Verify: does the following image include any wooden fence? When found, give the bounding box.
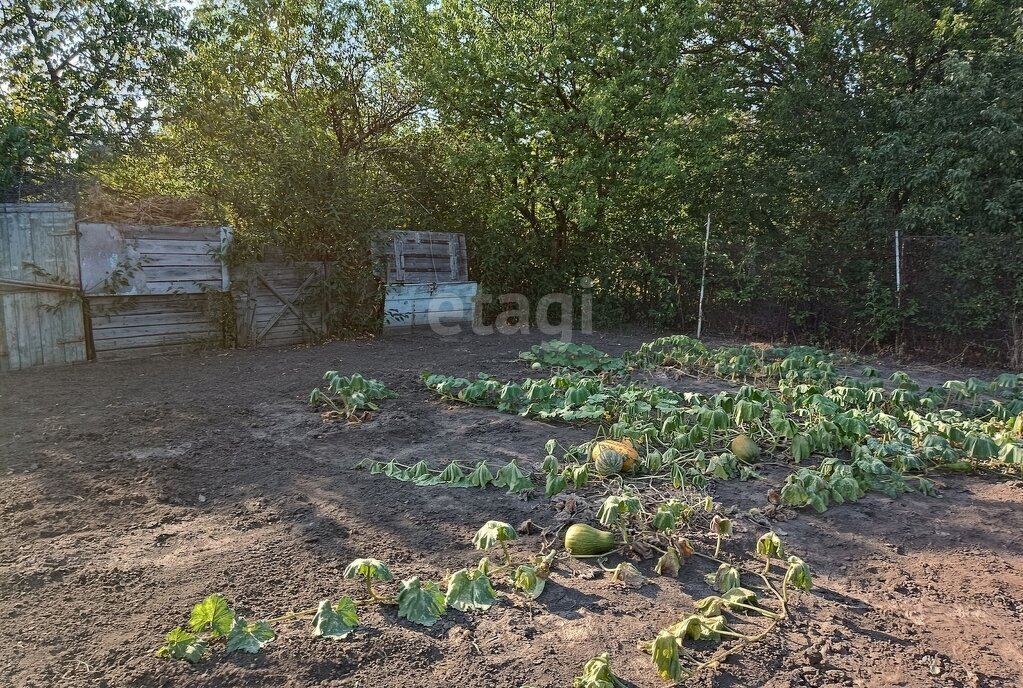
[233,262,326,347]
[78,223,230,360]
[377,230,477,331]
[0,204,87,370]
[0,208,476,369]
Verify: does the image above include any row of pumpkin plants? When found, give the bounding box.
[159,502,812,685]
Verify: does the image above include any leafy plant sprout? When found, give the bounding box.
[472,520,518,565]
[343,558,393,601]
[755,531,786,574]
[709,514,732,558]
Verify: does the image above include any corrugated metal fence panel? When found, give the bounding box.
[384,281,478,329]
[0,203,87,371]
[87,294,225,361]
[233,262,326,347]
[79,223,226,295]
[376,231,468,284]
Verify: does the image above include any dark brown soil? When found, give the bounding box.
[1,331,1021,688]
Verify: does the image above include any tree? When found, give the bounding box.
[0,0,186,199]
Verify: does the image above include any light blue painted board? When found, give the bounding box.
[384,282,478,299]
[383,281,478,329]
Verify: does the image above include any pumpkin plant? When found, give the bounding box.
[343,558,393,601]
[472,520,518,565]
[397,576,447,626]
[445,567,498,611]
[709,514,732,557]
[572,653,628,688]
[309,371,397,421]
[755,531,786,573]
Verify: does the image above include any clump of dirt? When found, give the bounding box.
[1,331,1020,687]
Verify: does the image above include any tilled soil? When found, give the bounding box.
[1,331,1021,688]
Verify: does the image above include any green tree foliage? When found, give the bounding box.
[399,0,732,325]
[0,0,186,199]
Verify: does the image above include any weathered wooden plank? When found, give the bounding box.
[401,255,456,271]
[91,310,209,329]
[384,282,478,299]
[0,205,82,369]
[384,309,474,328]
[140,265,223,282]
[88,294,209,315]
[93,330,209,350]
[143,253,221,267]
[115,225,222,242]
[94,342,199,361]
[1,203,73,213]
[143,280,223,294]
[13,211,43,368]
[0,211,18,370]
[454,234,468,281]
[92,322,214,341]
[133,239,220,255]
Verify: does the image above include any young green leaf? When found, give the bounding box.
[651,507,677,532]
[189,594,235,638]
[512,564,546,599]
[311,597,359,639]
[397,577,447,626]
[651,630,682,680]
[705,563,741,593]
[445,568,498,611]
[226,617,275,654]
[472,520,517,551]
[343,558,393,582]
[756,531,786,560]
[785,556,813,592]
[572,652,626,688]
[466,461,495,488]
[669,613,731,641]
[596,493,641,527]
[434,460,467,485]
[545,472,567,497]
[572,463,589,489]
[156,627,208,663]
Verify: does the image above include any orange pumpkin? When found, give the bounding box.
[589,438,639,473]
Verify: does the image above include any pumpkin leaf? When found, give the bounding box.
[651,630,682,680]
[445,568,498,611]
[156,627,207,663]
[513,564,546,599]
[572,652,626,688]
[472,520,517,551]
[311,597,359,639]
[226,617,275,654]
[343,558,393,582]
[188,594,235,638]
[397,577,446,626]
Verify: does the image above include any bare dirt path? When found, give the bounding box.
[1,331,1020,687]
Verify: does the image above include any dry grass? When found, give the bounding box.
[78,184,220,226]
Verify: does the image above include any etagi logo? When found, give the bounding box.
[417,278,594,341]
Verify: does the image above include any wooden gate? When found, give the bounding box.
[233,262,327,347]
[0,204,87,371]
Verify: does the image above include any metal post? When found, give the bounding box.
[894,229,901,293]
[697,213,711,339]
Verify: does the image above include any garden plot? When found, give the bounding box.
[1,331,1022,687]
